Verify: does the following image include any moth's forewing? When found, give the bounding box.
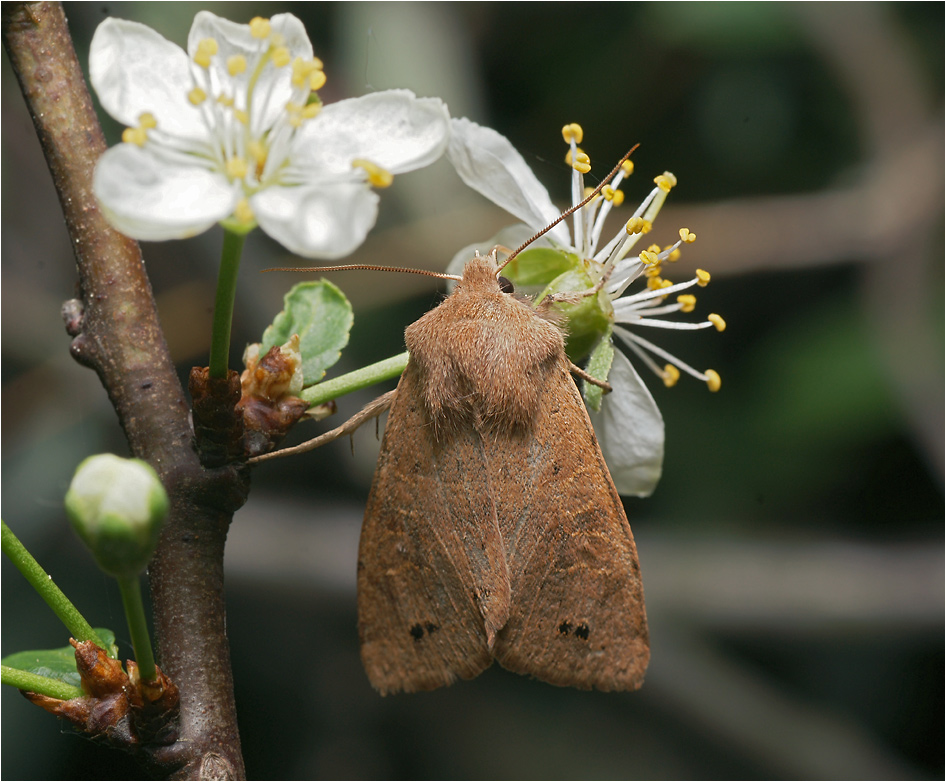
[489,357,650,691]
[357,363,511,695]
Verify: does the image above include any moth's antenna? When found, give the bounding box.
[263,263,462,282]
[499,144,639,273]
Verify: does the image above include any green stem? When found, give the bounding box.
[208,229,246,378]
[1,665,84,700]
[300,351,409,407]
[1,520,108,653]
[117,576,156,682]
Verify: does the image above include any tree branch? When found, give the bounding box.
[2,3,246,778]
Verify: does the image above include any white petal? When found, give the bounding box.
[293,90,450,176]
[89,19,205,142]
[589,349,665,497]
[93,145,237,240]
[187,12,313,133]
[253,183,379,259]
[446,117,571,246]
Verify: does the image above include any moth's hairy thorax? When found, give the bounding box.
[405,258,564,434]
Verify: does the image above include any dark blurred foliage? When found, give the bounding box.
[2,2,942,779]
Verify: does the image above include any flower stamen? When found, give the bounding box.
[353,159,393,188]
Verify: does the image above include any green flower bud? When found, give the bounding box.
[64,455,168,578]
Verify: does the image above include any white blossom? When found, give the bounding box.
[447,119,724,496]
[90,12,450,258]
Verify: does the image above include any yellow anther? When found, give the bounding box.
[645,263,663,278]
[561,123,584,144]
[249,17,271,39]
[311,56,324,71]
[227,55,247,76]
[639,250,660,266]
[138,113,157,129]
[292,57,324,89]
[704,369,721,392]
[662,364,680,388]
[677,294,696,312]
[194,38,218,68]
[625,216,646,235]
[602,186,624,206]
[621,159,634,176]
[647,275,667,291]
[234,198,255,225]
[708,313,726,332]
[217,94,234,107]
[121,126,148,147]
[353,159,393,188]
[226,157,248,180]
[302,102,321,120]
[647,243,661,254]
[248,140,267,165]
[666,246,682,262]
[271,46,291,68]
[654,173,676,192]
[641,219,653,234]
[188,87,207,105]
[696,268,711,287]
[565,148,591,174]
[233,109,249,126]
[679,227,696,243]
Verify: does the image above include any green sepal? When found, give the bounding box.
[537,268,613,362]
[2,628,119,692]
[219,216,258,235]
[582,332,615,413]
[261,280,353,388]
[502,247,580,289]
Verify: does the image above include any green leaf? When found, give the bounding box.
[261,281,353,388]
[2,628,118,690]
[582,333,614,413]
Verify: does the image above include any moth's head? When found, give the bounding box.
[459,249,508,293]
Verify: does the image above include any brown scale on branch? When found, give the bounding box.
[23,639,180,751]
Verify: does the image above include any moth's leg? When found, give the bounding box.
[248,389,396,464]
[569,363,612,393]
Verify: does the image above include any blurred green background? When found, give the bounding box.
[2,2,942,778]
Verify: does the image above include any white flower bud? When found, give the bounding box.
[64,455,168,578]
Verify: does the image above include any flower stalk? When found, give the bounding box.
[0,665,85,701]
[300,351,409,407]
[1,520,108,652]
[209,230,246,378]
[117,576,157,682]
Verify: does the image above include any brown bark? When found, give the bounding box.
[2,3,246,778]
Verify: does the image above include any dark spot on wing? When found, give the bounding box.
[410,622,439,641]
[575,623,590,640]
[558,621,572,636]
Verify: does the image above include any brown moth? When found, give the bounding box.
[357,251,649,694]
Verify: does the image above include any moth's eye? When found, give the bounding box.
[498,276,515,294]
